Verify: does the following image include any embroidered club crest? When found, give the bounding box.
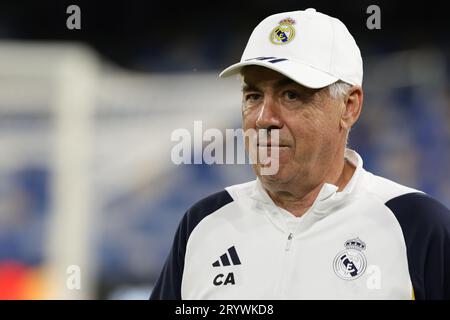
[270,18,296,45]
[333,238,367,280]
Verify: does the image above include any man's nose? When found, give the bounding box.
[255,96,283,130]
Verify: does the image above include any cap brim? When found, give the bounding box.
[219,59,338,89]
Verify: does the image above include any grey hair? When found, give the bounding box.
[328,80,352,100]
[327,80,353,147]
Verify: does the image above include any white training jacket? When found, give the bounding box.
[150,149,450,300]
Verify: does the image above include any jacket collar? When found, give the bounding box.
[249,148,364,229]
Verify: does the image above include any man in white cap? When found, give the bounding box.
[151,9,450,300]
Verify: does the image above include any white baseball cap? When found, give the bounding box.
[219,8,363,88]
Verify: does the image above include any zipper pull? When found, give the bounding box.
[285,233,293,251]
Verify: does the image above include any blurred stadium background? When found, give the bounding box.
[0,0,449,299]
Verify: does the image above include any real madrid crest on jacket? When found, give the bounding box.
[150,149,450,300]
[333,238,367,280]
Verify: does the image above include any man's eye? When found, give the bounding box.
[245,93,261,102]
[284,91,298,101]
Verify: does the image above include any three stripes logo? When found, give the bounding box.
[212,246,241,286]
[212,246,241,267]
[245,56,288,64]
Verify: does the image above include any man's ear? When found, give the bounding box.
[340,86,363,131]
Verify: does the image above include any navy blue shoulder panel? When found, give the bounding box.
[385,192,450,300]
[149,190,234,300]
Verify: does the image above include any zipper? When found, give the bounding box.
[285,232,294,251]
[277,232,294,298]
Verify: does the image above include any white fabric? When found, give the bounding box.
[181,149,420,299]
[220,8,363,88]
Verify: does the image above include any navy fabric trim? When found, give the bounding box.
[385,192,450,300]
[149,190,234,300]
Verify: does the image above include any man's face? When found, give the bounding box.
[241,66,346,190]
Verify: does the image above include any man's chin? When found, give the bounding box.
[255,167,291,185]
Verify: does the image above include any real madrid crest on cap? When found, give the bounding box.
[333,238,367,280]
[270,18,295,45]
